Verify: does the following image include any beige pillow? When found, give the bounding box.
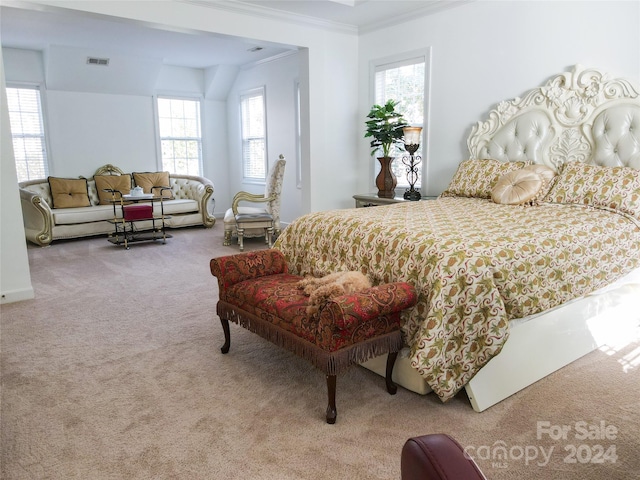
[441,159,528,199]
[133,172,173,199]
[492,169,545,205]
[48,177,91,208]
[94,174,132,205]
[522,164,556,198]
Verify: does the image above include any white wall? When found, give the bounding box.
[3,46,231,189]
[0,49,34,304]
[46,91,158,177]
[358,0,640,196]
[226,52,302,226]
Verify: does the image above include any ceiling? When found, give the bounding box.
[0,1,468,69]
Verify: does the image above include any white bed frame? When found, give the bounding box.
[362,65,640,411]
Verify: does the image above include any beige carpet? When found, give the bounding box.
[2,225,639,479]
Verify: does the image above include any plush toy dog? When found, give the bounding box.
[298,271,372,315]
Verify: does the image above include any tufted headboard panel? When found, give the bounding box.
[589,104,640,169]
[468,65,640,171]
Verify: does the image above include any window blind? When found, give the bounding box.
[373,57,426,187]
[6,87,49,182]
[240,88,267,181]
[157,97,202,175]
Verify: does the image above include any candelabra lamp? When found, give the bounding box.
[401,126,423,200]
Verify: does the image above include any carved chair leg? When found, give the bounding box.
[237,226,245,251]
[326,375,337,424]
[223,229,232,246]
[220,318,231,354]
[385,351,399,395]
[266,226,274,248]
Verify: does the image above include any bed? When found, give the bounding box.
[274,65,640,411]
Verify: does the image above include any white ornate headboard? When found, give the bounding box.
[467,65,640,171]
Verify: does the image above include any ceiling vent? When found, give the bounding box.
[86,57,110,66]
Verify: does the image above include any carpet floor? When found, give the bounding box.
[2,225,639,479]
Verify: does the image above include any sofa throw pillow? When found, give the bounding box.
[542,162,640,221]
[48,177,91,209]
[94,174,132,205]
[441,159,528,199]
[133,172,174,199]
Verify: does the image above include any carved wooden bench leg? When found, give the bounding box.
[385,351,399,395]
[220,317,231,354]
[326,375,337,424]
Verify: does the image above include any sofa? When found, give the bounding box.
[18,164,215,246]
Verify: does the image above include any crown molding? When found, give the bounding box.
[359,0,476,34]
[176,0,359,35]
[177,0,475,35]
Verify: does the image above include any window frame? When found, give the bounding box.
[369,48,432,191]
[239,86,268,184]
[6,83,51,182]
[154,94,204,176]
[294,79,302,189]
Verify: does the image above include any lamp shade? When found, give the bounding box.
[403,126,422,146]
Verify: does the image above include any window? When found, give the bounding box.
[373,54,427,187]
[6,86,49,182]
[157,97,202,175]
[240,87,267,182]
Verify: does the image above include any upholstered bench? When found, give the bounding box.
[210,249,417,424]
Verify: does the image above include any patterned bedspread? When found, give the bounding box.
[274,197,640,401]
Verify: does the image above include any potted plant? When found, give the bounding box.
[365,99,408,198]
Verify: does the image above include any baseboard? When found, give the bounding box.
[1,287,35,304]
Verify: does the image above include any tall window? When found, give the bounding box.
[6,86,49,182]
[240,87,267,182]
[374,55,426,187]
[157,97,202,175]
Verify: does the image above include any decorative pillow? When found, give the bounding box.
[48,177,91,209]
[522,164,556,199]
[441,159,528,199]
[491,169,544,205]
[133,172,174,199]
[543,162,640,220]
[94,174,132,205]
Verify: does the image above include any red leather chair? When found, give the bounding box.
[401,434,488,480]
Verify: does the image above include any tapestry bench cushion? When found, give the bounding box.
[221,269,414,352]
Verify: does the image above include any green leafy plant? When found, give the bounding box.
[364,99,408,157]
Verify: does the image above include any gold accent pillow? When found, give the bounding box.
[94,174,132,205]
[133,172,174,199]
[492,169,544,205]
[48,177,91,208]
[441,159,528,199]
[543,162,640,220]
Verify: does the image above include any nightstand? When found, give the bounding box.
[353,193,437,208]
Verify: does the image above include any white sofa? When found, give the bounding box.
[19,165,215,246]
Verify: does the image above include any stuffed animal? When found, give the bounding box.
[298,271,372,315]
